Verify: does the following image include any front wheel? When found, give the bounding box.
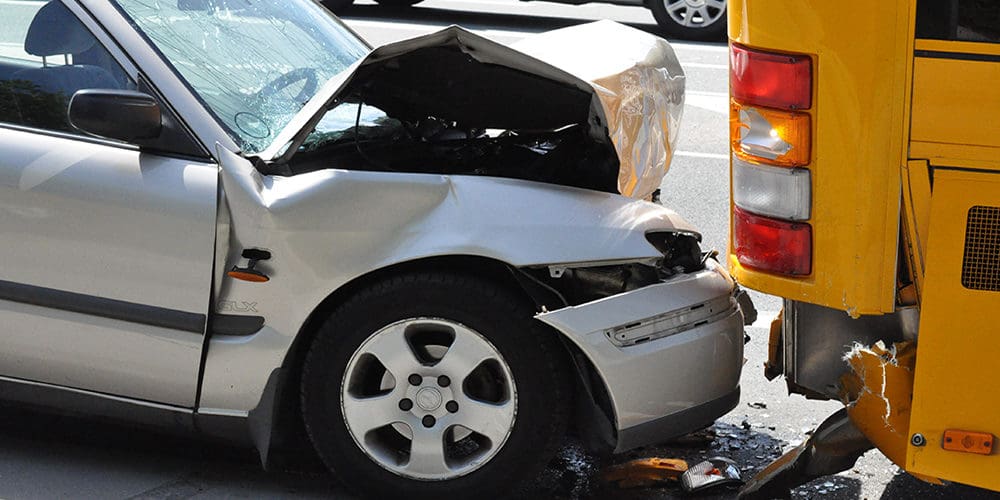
[649,0,727,41]
[300,272,571,499]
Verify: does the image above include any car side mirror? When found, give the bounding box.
[69,90,162,143]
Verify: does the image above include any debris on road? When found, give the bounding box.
[601,457,688,488]
[680,456,743,492]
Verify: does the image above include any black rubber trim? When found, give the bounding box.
[0,279,205,334]
[914,49,1000,63]
[211,314,265,336]
[932,165,1000,175]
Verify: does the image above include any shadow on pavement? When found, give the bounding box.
[338,3,726,44]
[880,472,1000,500]
[0,405,343,499]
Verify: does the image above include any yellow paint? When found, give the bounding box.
[601,457,688,488]
[911,54,1000,154]
[909,141,1000,172]
[915,39,1000,56]
[727,0,909,315]
[732,0,1000,490]
[900,160,931,298]
[841,341,916,468]
[907,170,1000,491]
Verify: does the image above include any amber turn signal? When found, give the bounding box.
[942,430,994,455]
[730,101,811,167]
[228,269,270,282]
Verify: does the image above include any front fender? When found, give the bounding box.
[199,146,697,416]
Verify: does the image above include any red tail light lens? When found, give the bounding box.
[733,207,812,276]
[730,44,812,111]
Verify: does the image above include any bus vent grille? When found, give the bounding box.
[963,205,1000,291]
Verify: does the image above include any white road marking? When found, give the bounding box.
[683,62,728,70]
[751,310,779,329]
[344,19,534,45]
[346,18,532,38]
[688,90,728,97]
[686,92,728,114]
[675,151,728,160]
[672,42,729,53]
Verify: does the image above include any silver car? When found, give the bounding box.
[0,0,745,497]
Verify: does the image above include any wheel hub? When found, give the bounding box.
[415,387,443,411]
[340,317,518,481]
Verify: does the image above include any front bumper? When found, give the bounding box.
[536,259,745,452]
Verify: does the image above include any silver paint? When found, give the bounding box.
[537,259,744,432]
[0,0,744,457]
[0,129,217,406]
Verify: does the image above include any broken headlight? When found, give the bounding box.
[646,231,704,274]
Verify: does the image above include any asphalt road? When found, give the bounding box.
[1,1,998,499]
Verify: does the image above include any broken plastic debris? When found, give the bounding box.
[601,457,688,488]
[748,402,768,409]
[680,457,743,492]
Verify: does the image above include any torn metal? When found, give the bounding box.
[267,22,683,200]
[839,340,917,469]
[742,340,935,498]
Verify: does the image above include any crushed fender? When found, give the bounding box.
[601,457,688,488]
[839,340,915,468]
[840,341,943,486]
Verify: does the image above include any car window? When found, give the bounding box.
[110,0,368,155]
[0,0,134,134]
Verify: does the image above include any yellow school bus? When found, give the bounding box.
[727,0,1000,495]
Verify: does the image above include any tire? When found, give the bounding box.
[649,0,728,41]
[373,0,424,7]
[300,272,571,499]
[320,0,354,14]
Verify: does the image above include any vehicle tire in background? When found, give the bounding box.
[373,0,425,8]
[649,0,727,41]
[300,272,571,499]
[320,0,354,13]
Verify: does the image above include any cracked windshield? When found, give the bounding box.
[112,0,367,153]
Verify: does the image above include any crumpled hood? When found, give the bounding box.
[278,21,684,200]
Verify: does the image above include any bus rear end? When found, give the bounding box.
[729,0,1000,495]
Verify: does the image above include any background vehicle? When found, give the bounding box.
[728,0,1000,496]
[0,0,745,497]
[323,0,728,41]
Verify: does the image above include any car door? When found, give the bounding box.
[0,0,216,407]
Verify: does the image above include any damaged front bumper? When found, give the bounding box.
[536,259,745,452]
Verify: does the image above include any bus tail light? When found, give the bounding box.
[734,206,812,276]
[730,44,812,110]
[730,43,814,277]
[733,156,811,220]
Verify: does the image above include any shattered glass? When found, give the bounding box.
[111,0,367,153]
